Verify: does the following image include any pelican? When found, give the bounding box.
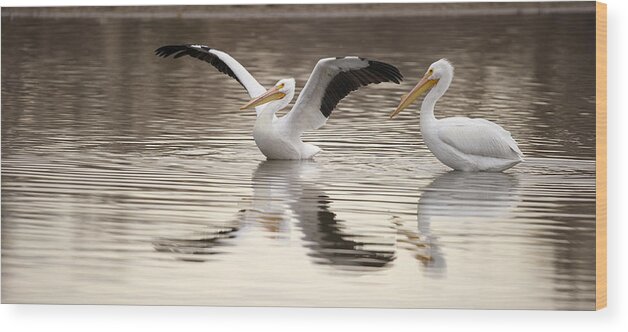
[155,45,402,159]
[390,59,524,172]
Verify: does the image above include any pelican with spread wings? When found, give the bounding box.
[155,45,402,159]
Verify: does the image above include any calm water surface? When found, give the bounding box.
[2,10,596,309]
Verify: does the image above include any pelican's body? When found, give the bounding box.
[155,45,402,160]
[250,90,323,159]
[252,114,322,160]
[391,59,523,172]
[421,116,523,172]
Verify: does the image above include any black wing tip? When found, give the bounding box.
[154,44,215,58]
[155,45,183,57]
[318,58,404,118]
[330,57,403,83]
[154,45,244,88]
[367,60,404,84]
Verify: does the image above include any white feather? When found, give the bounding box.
[278,57,371,137]
[437,117,523,159]
[207,49,267,115]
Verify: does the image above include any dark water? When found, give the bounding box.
[1,10,596,309]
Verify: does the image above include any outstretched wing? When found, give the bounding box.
[155,45,267,114]
[279,57,402,136]
[437,117,524,160]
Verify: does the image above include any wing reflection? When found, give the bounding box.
[154,160,395,269]
[153,226,240,262]
[399,171,521,278]
[153,221,241,262]
[253,160,396,270]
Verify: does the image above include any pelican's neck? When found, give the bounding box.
[420,73,452,124]
[257,100,286,124]
[256,88,294,122]
[258,103,279,120]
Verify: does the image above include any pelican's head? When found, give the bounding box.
[241,78,295,110]
[389,59,453,118]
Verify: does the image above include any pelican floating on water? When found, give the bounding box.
[155,45,402,160]
[390,59,524,172]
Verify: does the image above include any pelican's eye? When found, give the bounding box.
[277,83,285,89]
[427,68,434,76]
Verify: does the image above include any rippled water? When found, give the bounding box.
[2,8,596,309]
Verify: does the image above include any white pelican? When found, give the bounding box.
[390,59,524,172]
[155,45,402,159]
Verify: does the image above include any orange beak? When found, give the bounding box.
[389,75,438,118]
[241,86,286,110]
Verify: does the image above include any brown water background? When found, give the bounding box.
[2,4,596,309]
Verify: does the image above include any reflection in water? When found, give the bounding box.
[412,172,521,278]
[154,160,395,269]
[153,224,240,262]
[254,161,395,269]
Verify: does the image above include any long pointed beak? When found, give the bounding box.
[389,76,438,118]
[241,86,286,110]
